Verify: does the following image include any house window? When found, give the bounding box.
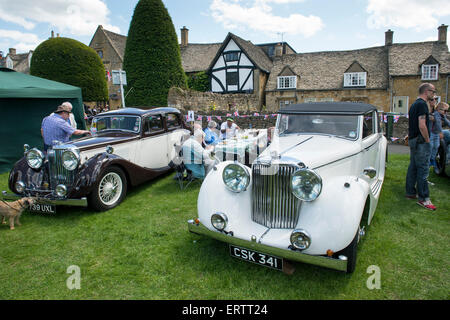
[422,64,438,80]
[320,98,334,102]
[224,52,239,62]
[226,71,238,86]
[277,76,296,89]
[344,72,366,87]
[97,50,103,59]
[279,100,294,108]
[304,98,316,103]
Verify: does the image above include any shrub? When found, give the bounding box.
[30,37,108,101]
[123,0,187,107]
[187,71,209,92]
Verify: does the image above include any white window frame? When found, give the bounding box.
[320,98,334,102]
[304,97,316,103]
[277,76,297,89]
[344,72,366,87]
[279,100,294,108]
[421,64,438,80]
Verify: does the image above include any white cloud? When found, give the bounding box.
[0,29,43,52]
[0,0,120,36]
[366,0,450,30]
[210,0,324,38]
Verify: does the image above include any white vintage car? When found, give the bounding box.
[188,102,387,273]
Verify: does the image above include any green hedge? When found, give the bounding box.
[123,0,187,107]
[187,71,209,92]
[30,37,108,102]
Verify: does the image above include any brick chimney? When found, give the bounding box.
[51,30,54,38]
[385,29,393,46]
[9,48,16,55]
[181,26,189,47]
[438,24,447,43]
[275,43,283,57]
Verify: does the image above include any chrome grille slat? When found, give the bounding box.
[252,164,300,229]
[49,148,75,189]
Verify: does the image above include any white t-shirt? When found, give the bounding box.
[220,122,238,139]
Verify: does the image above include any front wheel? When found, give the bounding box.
[88,166,127,211]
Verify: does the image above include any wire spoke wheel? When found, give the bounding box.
[98,172,123,206]
[88,166,127,211]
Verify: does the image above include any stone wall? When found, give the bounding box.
[168,87,261,113]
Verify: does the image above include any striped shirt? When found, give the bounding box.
[41,113,76,146]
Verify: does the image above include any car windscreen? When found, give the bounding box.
[276,114,359,140]
[92,116,141,134]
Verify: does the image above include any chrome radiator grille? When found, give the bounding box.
[48,148,75,188]
[251,164,301,229]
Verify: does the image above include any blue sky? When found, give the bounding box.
[0,0,449,55]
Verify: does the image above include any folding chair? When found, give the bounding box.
[171,143,206,190]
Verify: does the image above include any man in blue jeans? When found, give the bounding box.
[405,83,437,211]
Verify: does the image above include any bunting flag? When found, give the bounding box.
[197,115,203,121]
[207,116,212,122]
[264,115,269,119]
[254,113,259,116]
[226,113,232,117]
[394,115,400,123]
[234,111,240,117]
[216,116,222,121]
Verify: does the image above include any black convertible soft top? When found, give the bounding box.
[279,102,378,115]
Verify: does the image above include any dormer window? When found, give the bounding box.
[277,76,296,89]
[344,72,366,87]
[224,52,239,62]
[421,64,438,80]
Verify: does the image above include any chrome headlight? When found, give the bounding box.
[222,163,250,193]
[290,229,311,250]
[62,149,80,171]
[211,213,228,231]
[26,148,44,169]
[15,181,26,193]
[291,168,322,201]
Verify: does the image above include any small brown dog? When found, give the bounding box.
[0,197,35,230]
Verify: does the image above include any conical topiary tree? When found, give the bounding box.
[30,37,108,102]
[123,0,187,107]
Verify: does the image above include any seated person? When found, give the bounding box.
[220,118,240,140]
[182,129,215,178]
[204,121,219,145]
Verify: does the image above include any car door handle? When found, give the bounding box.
[363,167,377,179]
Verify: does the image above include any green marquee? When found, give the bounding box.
[0,67,86,173]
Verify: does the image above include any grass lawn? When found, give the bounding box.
[0,154,448,300]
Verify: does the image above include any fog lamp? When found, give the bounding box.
[15,181,26,193]
[211,213,228,231]
[55,184,67,197]
[290,229,311,250]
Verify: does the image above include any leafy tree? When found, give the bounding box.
[123,0,187,107]
[187,71,209,92]
[30,37,108,101]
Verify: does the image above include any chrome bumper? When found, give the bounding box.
[187,220,348,272]
[1,191,88,207]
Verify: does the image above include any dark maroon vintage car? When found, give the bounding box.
[2,107,191,212]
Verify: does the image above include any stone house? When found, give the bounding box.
[89,25,127,109]
[0,48,33,74]
[266,25,449,112]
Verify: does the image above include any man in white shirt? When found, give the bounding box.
[220,118,240,140]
